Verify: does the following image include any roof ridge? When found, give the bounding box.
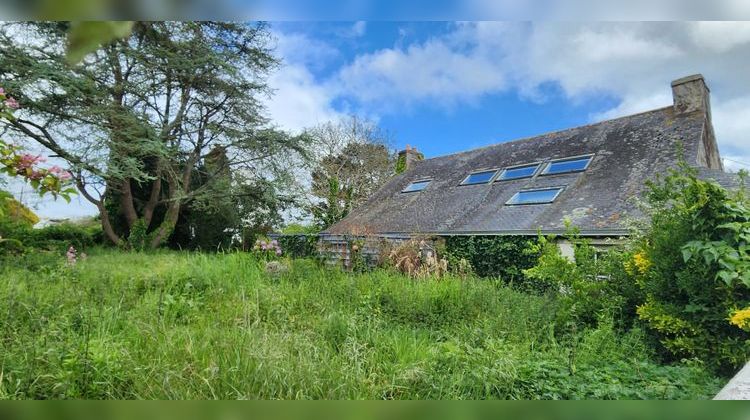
[419,105,676,163]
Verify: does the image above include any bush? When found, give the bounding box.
[443,235,539,282]
[523,230,640,331]
[0,218,103,253]
[276,234,319,258]
[631,165,750,374]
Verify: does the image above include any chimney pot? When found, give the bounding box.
[671,74,711,115]
[397,146,424,173]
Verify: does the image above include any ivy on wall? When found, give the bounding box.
[443,235,540,282]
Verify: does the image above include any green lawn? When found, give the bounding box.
[0,249,723,399]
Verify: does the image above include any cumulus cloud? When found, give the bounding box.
[264,22,750,169]
[264,31,346,132]
[321,22,750,169]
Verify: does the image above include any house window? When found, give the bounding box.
[497,163,540,181]
[506,187,564,205]
[402,179,431,193]
[542,155,593,175]
[461,170,497,185]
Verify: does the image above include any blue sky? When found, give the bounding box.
[273,23,620,158]
[265,22,749,164]
[14,21,750,219]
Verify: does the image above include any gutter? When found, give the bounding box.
[320,229,630,238]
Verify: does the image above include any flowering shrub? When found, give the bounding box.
[252,237,282,261]
[0,87,76,201]
[729,307,750,332]
[632,162,750,374]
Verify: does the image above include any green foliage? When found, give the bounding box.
[280,223,320,235]
[523,232,640,331]
[1,22,308,248]
[394,153,407,174]
[0,250,721,399]
[443,235,540,282]
[0,190,39,226]
[633,163,750,374]
[66,21,134,64]
[0,218,103,254]
[127,218,151,252]
[276,234,319,259]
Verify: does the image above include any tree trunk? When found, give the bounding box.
[97,202,123,246]
[120,179,139,229]
[149,200,180,249]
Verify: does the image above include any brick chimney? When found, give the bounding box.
[671,74,723,170]
[671,74,711,116]
[396,145,424,173]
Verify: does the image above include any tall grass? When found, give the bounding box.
[0,250,722,399]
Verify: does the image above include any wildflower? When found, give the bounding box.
[275,248,282,256]
[0,87,5,96]
[66,246,77,266]
[626,251,651,276]
[4,97,18,109]
[730,307,750,331]
[633,251,651,274]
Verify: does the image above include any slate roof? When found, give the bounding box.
[326,106,743,237]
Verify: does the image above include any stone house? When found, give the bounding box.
[320,75,745,262]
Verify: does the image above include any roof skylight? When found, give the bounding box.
[506,187,564,205]
[542,155,592,175]
[402,179,431,193]
[497,163,540,181]
[461,170,497,185]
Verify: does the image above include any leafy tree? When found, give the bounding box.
[307,116,395,229]
[0,22,309,248]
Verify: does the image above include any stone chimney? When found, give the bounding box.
[671,74,711,116]
[671,74,723,171]
[396,145,424,174]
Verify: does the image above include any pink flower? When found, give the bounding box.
[66,246,77,265]
[28,170,45,180]
[4,97,18,109]
[275,249,282,256]
[0,87,4,96]
[59,171,72,180]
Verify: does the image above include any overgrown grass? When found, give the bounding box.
[0,249,723,399]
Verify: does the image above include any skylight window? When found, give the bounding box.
[402,180,431,193]
[506,187,564,205]
[497,163,540,181]
[461,170,497,185]
[542,155,593,175]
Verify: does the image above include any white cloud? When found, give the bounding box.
[689,21,750,53]
[264,31,346,132]
[323,22,750,168]
[265,63,345,132]
[351,21,367,37]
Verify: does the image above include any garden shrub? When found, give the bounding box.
[276,234,319,258]
[631,164,750,374]
[0,217,103,253]
[443,235,539,282]
[523,230,640,331]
